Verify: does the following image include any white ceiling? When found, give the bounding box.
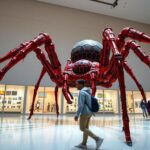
[37,0,150,25]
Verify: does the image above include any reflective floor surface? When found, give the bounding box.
[0,114,150,150]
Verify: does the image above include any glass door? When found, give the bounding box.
[133,91,142,113]
[26,86,44,114]
[43,87,61,114]
[126,91,134,113]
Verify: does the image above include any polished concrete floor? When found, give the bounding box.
[0,114,150,150]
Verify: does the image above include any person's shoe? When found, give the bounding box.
[75,143,87,149]
[96,137,104,149]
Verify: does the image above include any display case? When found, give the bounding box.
[26,86,44,113]
[64,88,119,114]
[43,87,61,114]
[133,91,142,113]
[0,84,5,112]
[64,89,104,113]
[64,88,79,113]
[2,85,25,113]
[103,90,118,113]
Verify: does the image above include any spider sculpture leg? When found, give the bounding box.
[101,35,111,67]
[29,40,64,119]
[116,60,132,146]
[91,72,97,96]
[123,40,150,68]
[44,39,73,104]
[0,33,69,117]
[0,33,62,82]
[29,43,67,119]
[100,55,117,85]
[38,38,73,114]
[122,62,146,100]
[118,27,150,44]
[120,40,150,102]
[28,67,46,120]
[103,28,132,146]
[67,87,73,99]
[31,48,65,116]
[0,42,29,63]
[44,37,62,71]
[55,86,59,117]
[116,27,150,68]
[62,74,73,104]
[28,47,62,119]
[120,37,150,104]
[28,40,66,119]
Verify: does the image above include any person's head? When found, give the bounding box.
[142,99,146,103]
[76,79,85,90]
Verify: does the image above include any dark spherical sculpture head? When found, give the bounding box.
[71,39,103,63]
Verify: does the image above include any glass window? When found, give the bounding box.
[133,91,142,113]
[95,90,104,112]
[103,90,118,113]
[43,87,62,114]
[0,84,5,112]
[26,86,44,114]
[146,92,150,100]
[4,85,25,113]
[63,89,118,114]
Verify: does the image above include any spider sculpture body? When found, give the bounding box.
[0,27,150,146]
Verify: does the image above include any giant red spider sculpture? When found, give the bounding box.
[0,27,150,146]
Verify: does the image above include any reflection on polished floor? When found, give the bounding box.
[0,114,150,150]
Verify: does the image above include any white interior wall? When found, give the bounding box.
[0,0,150,91]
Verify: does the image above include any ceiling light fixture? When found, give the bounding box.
[90,0,119,8]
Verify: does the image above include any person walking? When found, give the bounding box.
[140,99,148,117]
[147,100,150,115]
[74,79,103,149]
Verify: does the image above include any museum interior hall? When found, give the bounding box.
[0,0,150,150]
